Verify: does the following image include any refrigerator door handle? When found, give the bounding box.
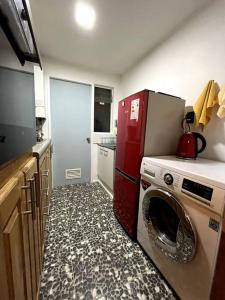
[115,168,139,184]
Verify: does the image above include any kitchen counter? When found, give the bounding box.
[32,139,51,157]
[97,143,116,150]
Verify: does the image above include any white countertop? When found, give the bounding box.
[32,139,51,157]
[144,155,225,189]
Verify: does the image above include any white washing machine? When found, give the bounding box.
[137,156,225,300]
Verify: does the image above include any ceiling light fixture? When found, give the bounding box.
[74,2,96,30]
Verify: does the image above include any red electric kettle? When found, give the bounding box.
[177,120,206,159]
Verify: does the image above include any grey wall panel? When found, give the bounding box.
[0,67,35,165]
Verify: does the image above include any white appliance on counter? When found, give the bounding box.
[98,146,115,192]
[137,156,225,300]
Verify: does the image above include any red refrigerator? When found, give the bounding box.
[113,89,185,239]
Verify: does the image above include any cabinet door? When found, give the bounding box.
[45,148,51,207]
[46,146,52,198]
[98,147,104,180]
[21,181,33,300]
[102,148,107,183]
[3,207,26,300]
[102,148,108,186]
[97,146,101,178]
[34,65,44,106]
[23,158,41,299]
[103,149,114,190]
[40,154,49,232]
[98,147,101,179]
[0,176,27,300]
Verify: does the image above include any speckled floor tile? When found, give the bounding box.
[40,182,177,300]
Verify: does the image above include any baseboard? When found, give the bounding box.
[93,179,113,199]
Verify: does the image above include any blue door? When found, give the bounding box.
[50,78,91,186]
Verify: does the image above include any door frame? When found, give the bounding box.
[45,72,115,182]
[93,83,114,134]
[48,76,92,182]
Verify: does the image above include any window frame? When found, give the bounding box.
[93,85,114,134]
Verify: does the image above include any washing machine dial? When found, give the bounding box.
[164,173,174,185]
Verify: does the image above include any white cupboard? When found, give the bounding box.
[34,66,45,117]
[98,146,115,191]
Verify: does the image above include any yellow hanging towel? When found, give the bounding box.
[217,85,225,118]
[193,80,219,128]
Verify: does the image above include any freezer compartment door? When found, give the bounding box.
[115,90,149,179]
[113,170,140,240]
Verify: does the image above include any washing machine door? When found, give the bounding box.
[142,188,197,263]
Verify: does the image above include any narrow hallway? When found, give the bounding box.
[40,182,176,300]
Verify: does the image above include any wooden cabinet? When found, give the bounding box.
[0,161,42,300]
[0,145,52,300]
[98,146,115,191]
[0,175,27,300]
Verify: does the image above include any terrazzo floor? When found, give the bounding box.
[40,182,177,300]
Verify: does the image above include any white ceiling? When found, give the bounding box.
[30,0,210,75]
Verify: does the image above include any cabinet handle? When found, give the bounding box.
[43,186,49,193]
[43,207,49,216]
[22,210,32,215]
[42,192,49,199]
[34,172,40,207]
[22,178,36,220]
[29,178,36,220]
[21,185,30,190]
[41,170,49,191]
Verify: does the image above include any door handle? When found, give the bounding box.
[86,137,91,144]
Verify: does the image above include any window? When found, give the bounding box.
[94,86,112,132]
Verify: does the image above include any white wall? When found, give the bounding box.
[120,0,225,162]
[42,57,121,181]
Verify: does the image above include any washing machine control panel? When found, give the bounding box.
[182,178,213,201]
[141,161,181,189]
[161,169,214,204]
[164,173,174,185]
[141,158,225,216]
